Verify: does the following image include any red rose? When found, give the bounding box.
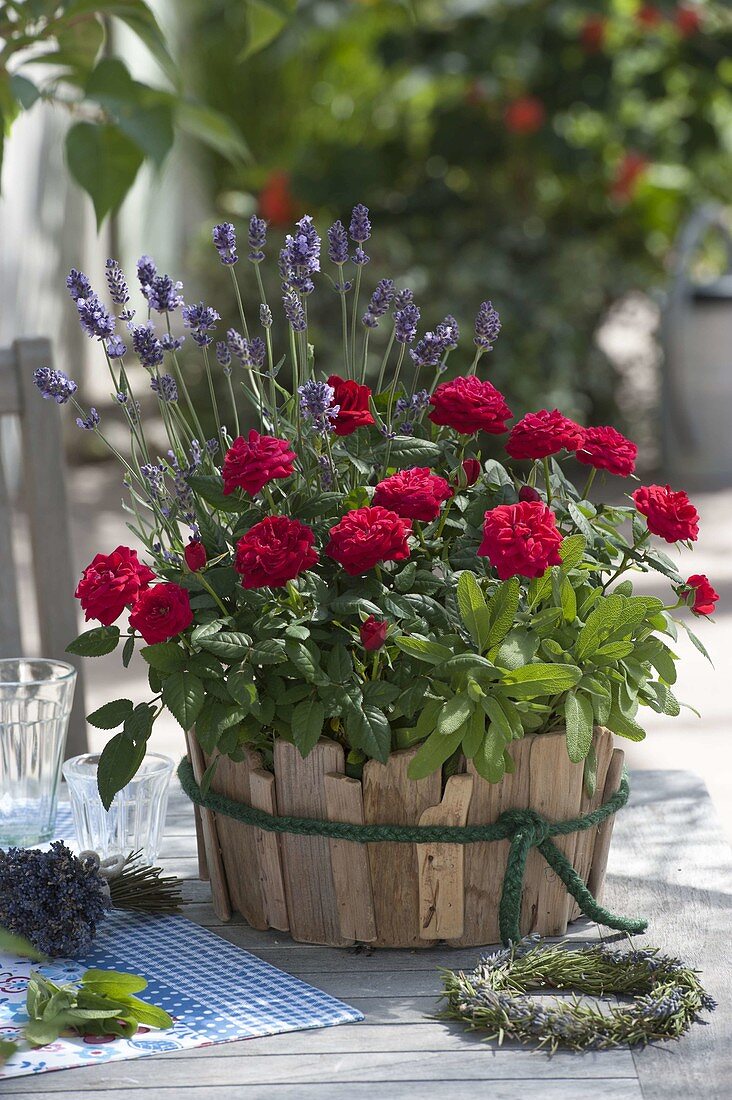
[681,574,719,617]
[259,170,295,226]
[360,615,389,651]
[478,501,563,580]
[327,374,375,436]
[326,506,412,576]
[575,425,637,478]
[222,430,295,496]
[632,484,699,543]
[461,458,482,487]
[373,466,453,522]
[506,409,584,461]
[504,96,545,135]
[75,546,155,626]
[675,6,702,36]
[184,540,207,572]
[129,583,193,644]
[611,152,648,203]
[429,376,512,436]
[235,515,317,589]
[519,485,542,503]
[581,16,606,53]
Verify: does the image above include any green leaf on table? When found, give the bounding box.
[0,1039,16,1064]
[66,121,144,226]
[141,642,187,673]
[162,672,204,729]
[81,969,148,995]
[456,571,492,651]
[291,698,326,757]
[97,732,147,809]
[86,698,134,729]
[66,625,120,657]
[0,928,44,961]
[564,690,595,763]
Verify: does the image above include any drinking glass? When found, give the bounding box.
[62,752,174,864]
[0,658,77,847]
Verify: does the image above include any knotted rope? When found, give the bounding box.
[178,757,646,945]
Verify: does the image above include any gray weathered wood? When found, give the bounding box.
[15,770,729,1100]
[0,338,87,754]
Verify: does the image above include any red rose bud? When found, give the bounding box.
[235,516,318,590]
[504,96,545,135]
[506,409,584,461]
[479,501,563,580]
[184,540,207,572]
[128,583,193,645]
[462,458,482,487]
[429,376,512,436]
[327,374,375,436]
[580,16,606,53]
[326,506,412,576]
[373,466,453,522]
[75,546,156,626]
[636,5,664,29]
[222,430,295,496]
[259,170,295,226]
[360,615,389,651]
[632,484,699,543]
[518,485,542,503]
[682,574,719,617]
[575,425,637,478]
[675,6,702,36]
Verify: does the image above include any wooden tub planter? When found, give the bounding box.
[187,726,623,949]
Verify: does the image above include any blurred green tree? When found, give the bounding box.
[189,0,732,424]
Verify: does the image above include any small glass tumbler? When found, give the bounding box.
[62,752,173,865]
[0,658,77,847]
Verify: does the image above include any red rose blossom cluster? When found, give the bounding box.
[506,409,584,461]
[681,574,718,617]
[632,484,699,543]
[373,467,453,522]
[235,516,318,589]
[479,501,563,580]
[326,506,412,576]
[576,425,637,478]
[429,376,512,435]
[222,430,295,496]
[75,546,192,644]
[328,374,375,436]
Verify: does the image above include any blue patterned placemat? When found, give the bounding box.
[0,910,363,1078]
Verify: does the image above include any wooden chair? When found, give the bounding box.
[0,337,88,756]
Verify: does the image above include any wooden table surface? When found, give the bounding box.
[8,769,731,1100]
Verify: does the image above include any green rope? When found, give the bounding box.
[177,757,647,945]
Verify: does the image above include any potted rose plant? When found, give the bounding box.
[38,207,717,947]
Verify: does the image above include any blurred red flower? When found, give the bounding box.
[259,171,296,226]
[580,16,607,54]
[504,96,545,135]
[610,152,649,203]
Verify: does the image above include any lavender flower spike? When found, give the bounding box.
[182,302,220,347]
[283,289,306,332]
[105,259,130,306]
[33,366,77,404]
[132,323,165,369]
[260,303,273,328]
[393,287,414,311]
[436,314,460,351]
[227,328,248,362]
[394,303,421,344]
[216,341,232,368]
[106,335,127,359]
[474,300,501,351]
[349,203,371,244]
[280,215,321,295]
[248,337,266,369]
[213,222,238,265]
[147,274,184,314]
[248,216,267,263]
[362,278,394,328]
[327,220,349,265]
[76,407,100,431]
[299,380,338,434]
[66,268,92,303]
[150,374,178,402]
[137,255,157,295]
[410,330,444,368]
[76,293,116,340]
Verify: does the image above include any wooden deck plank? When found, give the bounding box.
[0,1083,645,1100]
